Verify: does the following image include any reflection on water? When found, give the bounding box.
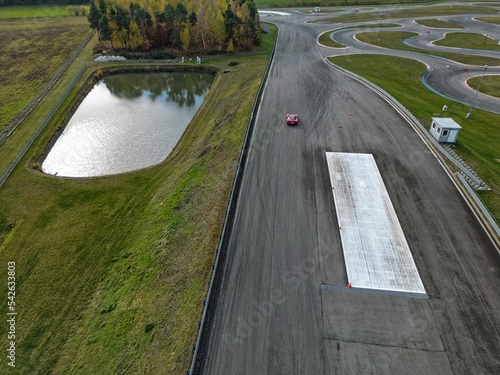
[42,72,213,177]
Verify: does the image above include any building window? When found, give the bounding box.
[437,127,441,134]
[443,130,449,136]
[432,123,436,129]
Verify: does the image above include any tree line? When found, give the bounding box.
[87,0,260,53]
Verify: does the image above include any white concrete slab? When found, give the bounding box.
[325,152,426,295]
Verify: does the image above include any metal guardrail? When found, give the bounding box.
[457,173,500,239]
[188,26,279,375]
[330,61,485,187]
[327,59,500,244]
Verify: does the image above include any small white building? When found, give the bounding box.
[429,117,462,143]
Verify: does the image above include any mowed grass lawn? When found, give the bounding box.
[0,5,73,18]
[414,18,465,29]
[0,16,90,131]
[434,32,500,51]
[468,75,500,98]
[329,55,500,221]
[0,25,276,375]
[356,31,500,66]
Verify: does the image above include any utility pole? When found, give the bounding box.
[467,65,489,118]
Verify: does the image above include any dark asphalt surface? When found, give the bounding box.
[201,7,500,375]
[312,9,500,113]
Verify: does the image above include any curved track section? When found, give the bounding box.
[314,8,500,112]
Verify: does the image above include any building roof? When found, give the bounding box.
[432,117,462,130]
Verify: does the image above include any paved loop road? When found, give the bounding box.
[202,9,500,375]
[315,9,500,113]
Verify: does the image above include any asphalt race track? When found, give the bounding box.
[316,11,500,113]
[201,4,500,374]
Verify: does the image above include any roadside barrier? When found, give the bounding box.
[327,59,500,249]
[188,26,279,375]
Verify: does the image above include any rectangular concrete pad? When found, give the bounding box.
[324,340,454,375]
[325,152,425,294]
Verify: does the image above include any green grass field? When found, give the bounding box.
[0,6,275,371]
[0,20,275,373]
[414,18,465,28]
[434,32,500,51]
[355,31,500,66]
[468,75,500,99]
[0,5,84,18]
[1,2,499,372]
[318,30,346,47]
[476,17,500,25]
[329,54,500,221]
[318,23,402,48]
[0,16,91,132]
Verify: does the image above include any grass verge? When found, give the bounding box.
[414,18,465,28]
[329,54,500,222]
[356,31,500,66]
[318,24,400,48]
[318,30,346,48]
[475,17,500,25]
[0,24,276,375]
[434,32,500,51]
[0,5,83,18]
[468,75,500,98]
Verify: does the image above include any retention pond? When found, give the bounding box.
[42,71,213,177]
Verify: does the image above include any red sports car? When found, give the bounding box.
[286,114,299,126]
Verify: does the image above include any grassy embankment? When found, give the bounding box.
[0,8,276,375]
[329,53,500,221]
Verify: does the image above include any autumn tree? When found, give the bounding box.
[99,14,114,49]
[88,0,102,41]
[87,0,260,53]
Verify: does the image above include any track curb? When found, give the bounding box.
[325,58,500,253]
[188,25,279,375]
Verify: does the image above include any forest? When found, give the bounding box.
[87,0,261,52]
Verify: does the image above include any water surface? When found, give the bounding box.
[42,72,213,177]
